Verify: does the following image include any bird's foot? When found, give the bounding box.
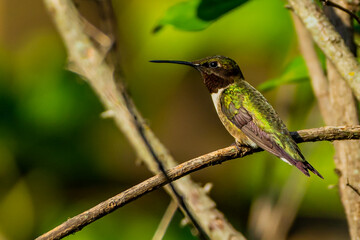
[231,141,243,152]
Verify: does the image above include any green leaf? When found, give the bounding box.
[258,56,310,92]
[154,0,248,32]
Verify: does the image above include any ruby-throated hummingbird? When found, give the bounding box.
[151,55,323,178]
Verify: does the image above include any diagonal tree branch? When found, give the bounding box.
[291,13,332,119]
[43,0,243,239]
[288,0,360,101]
[246,14,333,240]
[152,200,178,240]
[323,2,360,239]
[91,2,208,237]
[36,126,360,240]
[41,0,360,239]
[320,0,360,24]
[292,3,360,238]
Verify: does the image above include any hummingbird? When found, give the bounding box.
[151,55,323,178]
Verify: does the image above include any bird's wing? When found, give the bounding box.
[223,102,296,164]
[220,86,323,178]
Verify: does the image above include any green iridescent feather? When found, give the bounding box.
[151,55,322,178]
[221,81,303,162]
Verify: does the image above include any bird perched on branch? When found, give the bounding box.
[151,55,323,178]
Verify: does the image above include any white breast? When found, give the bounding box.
[210,88,225,113]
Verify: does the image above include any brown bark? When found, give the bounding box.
[291,1,360,238]
[42,0,244,239]
[324,2,360,239]
[36,126,360,240]
[288,0,360,101]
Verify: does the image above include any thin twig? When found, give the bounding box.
[249,170,307,240]
[288,0,360,101]
[248,16,332,239]
[346,179,360,197]
[77,1,212,238]
[43,0,241,239]
[81,16,112,49]
[320,0,360,24]
[36,125,360,240]
[292,2,360,238]
[291,13,332,120]
[324,2,360,239]
[152,200,178,240]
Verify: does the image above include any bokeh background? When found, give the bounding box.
[0,0,349,239]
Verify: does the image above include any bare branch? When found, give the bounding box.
[324,2,360,239]
[288,0,360,101]
[320,0,360,24]
[291,13,332,119]
[92,2,208,238]
[293,126,360,142]
[36,125,360,240]
[41,0,360,239]
[292,1,360,238]
[43,0,243,239]
[247,15,332,240]
[346,179,360,197]
[152,200,178,240]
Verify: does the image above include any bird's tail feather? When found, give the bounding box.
[295,160,323,179]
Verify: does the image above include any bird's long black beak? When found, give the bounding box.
[150,60,199,68]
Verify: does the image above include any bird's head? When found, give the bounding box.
[151,55,244,93]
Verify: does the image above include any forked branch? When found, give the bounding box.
[36,126,360,240]
[288,0,360,101]
[43,0,244,239]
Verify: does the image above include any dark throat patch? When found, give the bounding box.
[203,73,234,93]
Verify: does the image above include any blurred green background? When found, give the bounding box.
[0,0,349,239]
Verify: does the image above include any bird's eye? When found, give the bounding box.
[209,61,218,68]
